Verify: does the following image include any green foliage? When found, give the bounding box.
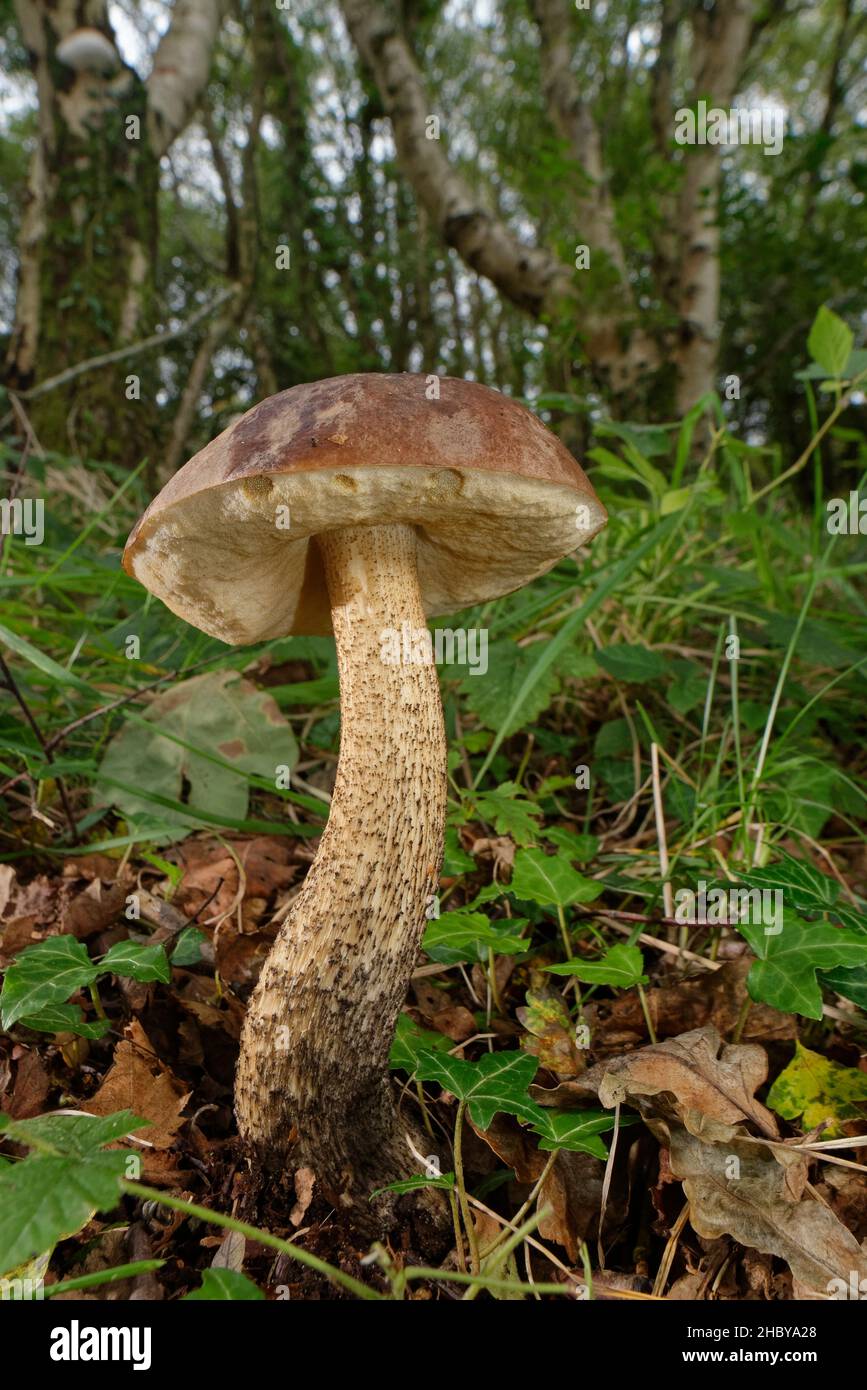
[422,911,527,965]
[413,1048,620,1159]
[510,849,601,908]
[738,913,867,1020]
[413,1049,540,1131]
[183,1269,265,1301]
[0,1111,147,1275]
[547,944,647,988]
[0,935,170,1034]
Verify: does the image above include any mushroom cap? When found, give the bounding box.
[56,28,119,73]
[123,373,607,642]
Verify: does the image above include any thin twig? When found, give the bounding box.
[6,286,239,407]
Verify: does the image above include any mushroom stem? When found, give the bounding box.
[235,523,447,1220]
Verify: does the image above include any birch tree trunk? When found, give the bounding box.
[341,0,760,416]
[340,0,660,404]
[4,0,221,463]
[673,0,755,412]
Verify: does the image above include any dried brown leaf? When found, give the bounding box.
[539,1025,779,1144]
[669,1128,867,1295]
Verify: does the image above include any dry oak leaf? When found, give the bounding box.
[6,1048,50,1119]
[668,1127,867,1296]
[172,835,299,928]
[537,1026,779,1145]
[0,871,57,961]
[83,1019,190,1149]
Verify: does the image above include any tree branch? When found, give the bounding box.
[339,0,570,319]
[146,0,223,157]
[8,286,239,405]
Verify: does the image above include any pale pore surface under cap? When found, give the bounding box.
[127,464,606,643]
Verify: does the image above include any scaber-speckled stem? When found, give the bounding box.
[235,523,447,1223]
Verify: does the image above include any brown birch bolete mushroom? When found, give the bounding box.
[123,373,606,1222]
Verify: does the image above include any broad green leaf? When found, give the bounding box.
[529,1109,617,1158]
[0,1110,148,1156]
[738,851,839,910]
[596,644,667,682]
[1,937,98,1029]
[16,1004,110,1039]
[443,825,476,875]
[541,827,599,862]
[738,913,867,1018]
[422,912,527,965]
[94,670,298,839]
[547,944,646,988]
[0,1153,127,1275]
[807,305,853,378]
[171,926,209,966]
[462,640,560,739]
[767,1043,867,1137]
[470,782,543,845]
[100,941,171,983]
[820,965,867,1010]
[511,848,601,908]
[389,1014,454,1071]
[183,1269,265,1301]
[414,1049,539,1129]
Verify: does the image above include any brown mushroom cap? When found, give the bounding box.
[123,373,607,642]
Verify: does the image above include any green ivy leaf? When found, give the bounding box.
[740,850,839,911]
[0,937,98,1029]
[0,1153,128,1275]
[738,912,867,1018]
[389,1014,454,1072]
[100,941,171,983]
[414,1049,540,1129]
[819,965,867,1010]
[171,927,209,967]
[183,1269,265,1301]
[511,848,601,908]
[422,911,527,965]
[528,1109,618,1158]
[0,1110,147,1156]
[547,944,647,988]
[15,1004,110,1039]
[767,1043,867,1136]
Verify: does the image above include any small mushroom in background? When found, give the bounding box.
[56,28,119,74]
[123,373,607,1226]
